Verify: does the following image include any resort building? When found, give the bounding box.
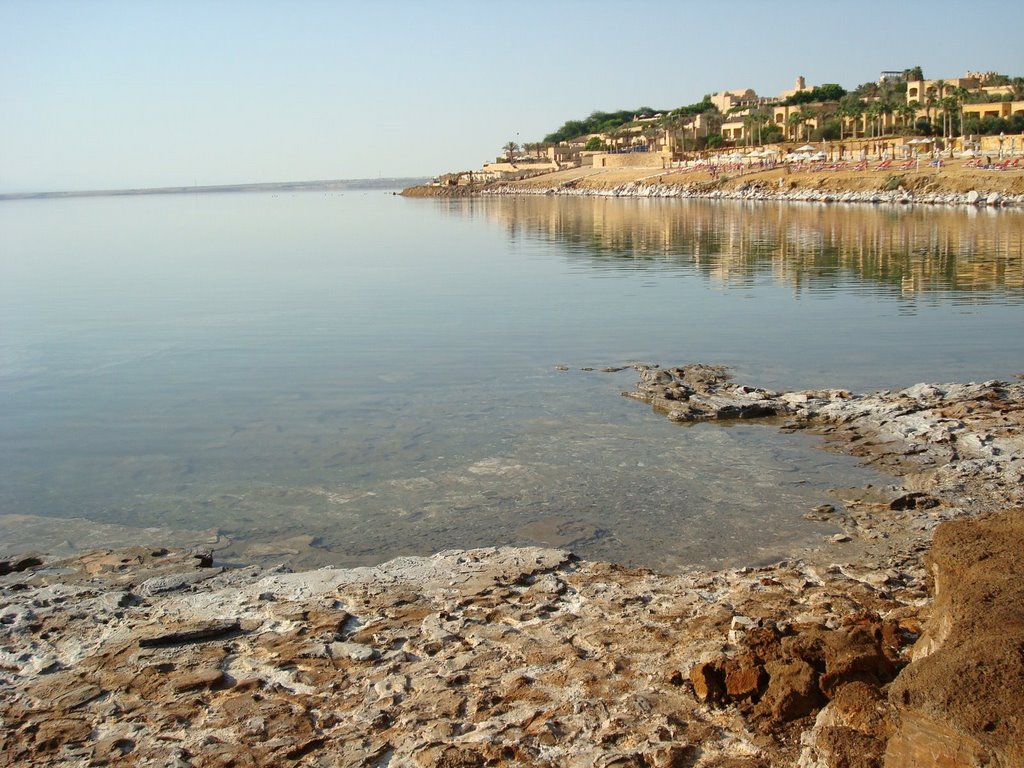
[906,72,1015,105]
[961,100,1024,122]
[776,76,813,102]
[771,102,839,142]
[710,89,764,113]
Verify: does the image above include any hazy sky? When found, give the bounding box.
[2,0,1022,192]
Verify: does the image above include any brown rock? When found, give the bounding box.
[723,654,767,700]
[645,744,696,768]
[820,625,897,699]
[886,509,1024,767]
[171,667,225,692]
[759,659,823,722]
[689,661,726,704]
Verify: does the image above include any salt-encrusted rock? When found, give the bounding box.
[3,368,1023,767]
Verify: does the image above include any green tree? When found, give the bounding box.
[502,141,520,162]
[642,124,662,152]
[583,136,605,151]
[795,105,817,141]
[897,102,918,134]
[877,102,894,137]
[836,96,865,139]
[786,112,802,142]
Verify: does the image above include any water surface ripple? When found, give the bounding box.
[1,192,1021,571]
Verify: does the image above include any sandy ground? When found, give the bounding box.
[504,158,1024,196]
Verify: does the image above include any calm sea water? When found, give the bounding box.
[1,191,1022,571]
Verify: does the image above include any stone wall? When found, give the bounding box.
[591,151,667,169]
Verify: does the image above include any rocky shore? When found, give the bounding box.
[482,180,1024,208]
[2,366,1022,767]
[403,160,1024,209]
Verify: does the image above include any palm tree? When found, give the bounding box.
[1011,77,1024,100]
[925,82,943,133]
[834,104,850,141]
[846,100,866,138]
[786,112,802,142]
[743,110,769,147]
[951,87,970,137]
[796,105,817,142]
[864,103,880,138]
[897,102,918,134]
[502,141,520,162]
[701,108,723,143]
[939,96,958,138]
[642,124,662,153]
[877,102,895,137]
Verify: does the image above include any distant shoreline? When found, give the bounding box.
[0,177,431,202]
[402,158,1024,208]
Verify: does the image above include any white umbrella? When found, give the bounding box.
[796,144,817,152]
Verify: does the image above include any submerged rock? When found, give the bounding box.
[2,368,1022,766]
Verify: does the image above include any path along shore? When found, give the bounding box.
[403,157,1024,208]
[2,365,1022,767]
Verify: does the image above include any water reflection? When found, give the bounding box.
[2,192,1022,573]
[450,197,1024,302]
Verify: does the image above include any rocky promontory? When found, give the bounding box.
[2,367,1022,767]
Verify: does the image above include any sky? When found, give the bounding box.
[2,0,1023,192]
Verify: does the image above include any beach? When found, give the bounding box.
[3,365,1022,767]
[403,157,1024,207]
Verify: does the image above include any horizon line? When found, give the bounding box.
[0,176,431,201]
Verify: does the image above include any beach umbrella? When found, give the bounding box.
[796,144,816,152]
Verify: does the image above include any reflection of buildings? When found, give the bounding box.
[459,196,1024,300]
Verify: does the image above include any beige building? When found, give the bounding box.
[961,100,1024,122]
[771,102,838,142]
[906,73,1015,105]
[776,75,813,102]
[710,89,762,113]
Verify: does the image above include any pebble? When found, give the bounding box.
[483,183,1024,208]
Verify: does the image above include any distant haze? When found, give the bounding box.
[2,0,1022,193]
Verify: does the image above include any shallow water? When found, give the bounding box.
[1,191,1021,571]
